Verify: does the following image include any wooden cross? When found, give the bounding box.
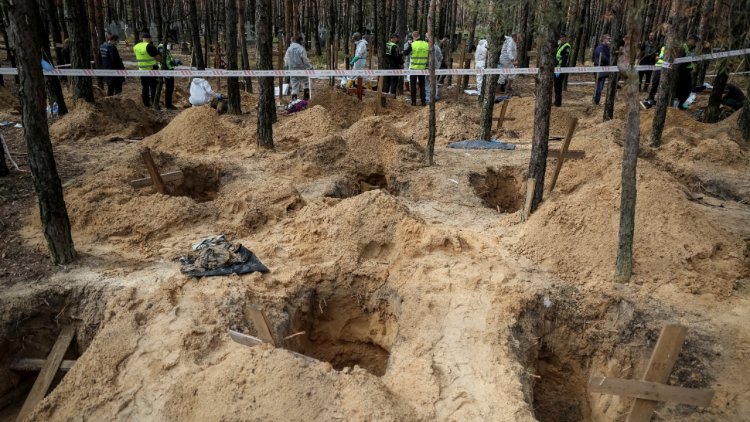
[548,117,579,192]
[588,324,715,422]
[16,325,76,422]
[492,100,516,129]
[140,147,166,195]
[229,306,315,362]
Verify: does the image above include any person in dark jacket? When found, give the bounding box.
[99,34,125,96]
[722,83,747,111]
[554,33,571,107]
[638,32,660,92]
[384,33,403,95]
[592,34,611,105]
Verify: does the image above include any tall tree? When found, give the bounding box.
[239,0,253,93]
[603,4,623,121]
[39,0,69,116]
[1,0,76,264]
[225,0,242,114]
[526,0,564,213]
[649,0,680,147]
[64,0,95,103]
[188,0,205,69]
[615,0,644,283]
[740,81,750,142]
[256,0,275,148]
[478,1,503,140]
[426,0,437,165]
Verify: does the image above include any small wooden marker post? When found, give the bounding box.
[521,178,536,222]
[245,306,276,346]
[17,325,76,422]
[375,76,384,115]
[140,147,166,195]
[356,77,364,101]
[548,117,579,193]
[588,324,715,422]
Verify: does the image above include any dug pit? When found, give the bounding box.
[168,165,222,203]
[469,167,524,212]
[285,290,398,376]
[323,172,405,199]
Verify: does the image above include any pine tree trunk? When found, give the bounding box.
[0,137,9,176]
[64,0,95,103]
[704,62,728,123]
[39,0,69,115]
[462,1,478,89]
[527,2,562,212]
[256,0,274,148]
[650,0,680,147]
[603,5,623,121]
[426,0,437,165]
[239,0,253,93]
[189,0,206,69]
[479,3,503,140]
[152,0,165,110]
[615,0,643,283]
[225,0,242,114]
[740,80,750,142]
[3,0,76,264]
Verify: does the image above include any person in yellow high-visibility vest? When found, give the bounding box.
[133,33,161,107]
[404,31,428,106]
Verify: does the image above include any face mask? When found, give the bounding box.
[558,40,562,45]
[167,43,172,50]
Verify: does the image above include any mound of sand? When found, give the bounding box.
[276,105,343,142]
[49,97,165,142]
[514,119,748,296]
[144,106,255,154]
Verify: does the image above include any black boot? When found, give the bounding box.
[303,89,310,100]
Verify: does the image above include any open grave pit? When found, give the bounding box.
[469,166,525,212]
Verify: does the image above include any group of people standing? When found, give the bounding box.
[474,33,521,94]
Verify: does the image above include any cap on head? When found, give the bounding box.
[390,33,400,39]
[142,32,152,40]
[352,32,361,41]
[559,33,568,39]
[412,31,421,40]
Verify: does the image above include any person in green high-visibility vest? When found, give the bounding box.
[674,34,700,110]
[158,38,182,110]
[554,33,571,107]
[404,31,429,106]
[133,33,161,107]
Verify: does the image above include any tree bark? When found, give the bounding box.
[461,0,478,89]
[527,1,562,212]
[740,80,750,142]
[615,0,643,283]
[64,0,95,103]
[650,0,680,147]
[2,0,76,264]
[704,62,728,123]
[256,0,275,148]
[188,0,205,69]
[39,0,69,116]
[225,0,242,114]
[426,0,437,165]
[603,5,623,121]
[478,2,503,140]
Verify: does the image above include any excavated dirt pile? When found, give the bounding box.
[49,96,167,143]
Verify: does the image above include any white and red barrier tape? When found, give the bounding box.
[2,47,745,78]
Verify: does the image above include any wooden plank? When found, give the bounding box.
[140,147,166,195]
[589,377,714,407]
[548,117,579,193]
[495,100,509,129]
[356,77,363,101]
[245,306,276,346]
[10,358,76,373]
[375,76,384,115]
[627,324,688,422]
[17,325,75,422]
[129,170,184,189]
[522,178,536,222]
[547,149,586,160]
[228,329,264,347]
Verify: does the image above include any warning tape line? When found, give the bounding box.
[2,47,745,78]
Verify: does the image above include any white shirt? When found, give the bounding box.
[500,36,517,63]
[189,78,217,106]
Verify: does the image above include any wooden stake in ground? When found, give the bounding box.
[245,306,276,346]
[521,178,536,221]
[375,75,384,115]
[356,77,363,100]
[425,0,437,165]
[17,325,76,421]
[548,117,579,192]
[140,148,166,195]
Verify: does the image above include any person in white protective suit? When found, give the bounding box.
[498,33,520,93]
[475,38,488,92]
[341,32,368,88]
[284,34,313,100]
[189,78,225,113]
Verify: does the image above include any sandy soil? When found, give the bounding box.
[0,74,749,422]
